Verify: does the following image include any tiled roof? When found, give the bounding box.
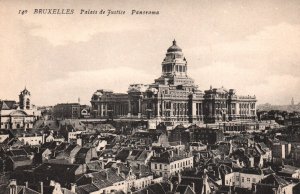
[151,150,191,164]
[34,163,81,175]
[260,174,289,186]
[76,183,99,194]
[10,155,32,162]
[132,183,167,194]
[86,161,103,172]
[0,100,17,110]
[8,149,28,156]
[279,165,299,175]
[77,168,125,190]
[130,164,152,178]
[115,148,130,162]
[172,175,202,194]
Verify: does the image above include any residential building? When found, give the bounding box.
[150,150,193,178]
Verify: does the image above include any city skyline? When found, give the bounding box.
[0,0,300,106]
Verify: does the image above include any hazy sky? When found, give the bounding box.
[0,0,300,106]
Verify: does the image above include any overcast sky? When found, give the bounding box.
[0,0,300,106]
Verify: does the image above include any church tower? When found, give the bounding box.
[19,87,31,110]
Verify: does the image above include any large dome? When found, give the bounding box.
[167,39,182,52]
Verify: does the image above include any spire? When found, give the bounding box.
[173,39,176,46]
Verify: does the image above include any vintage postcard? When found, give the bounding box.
[0,0,300,194]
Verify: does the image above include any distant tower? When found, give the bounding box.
[19,87,31,110]
[291,97,295,106]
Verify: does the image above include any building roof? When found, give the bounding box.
[86,161,103,172]
[278,165,299,175]
[8,149,28,156]
[260,174,289,187]
[9,155,32,163]
[0,100,17,110]
[77,168,125,190]
[76,183,99,194]
[132,183,167,194]
[34,163,81,176]
[167,40,182,53]
[175,185,195,194]
[20,87,31,96]
[151,150,191,164]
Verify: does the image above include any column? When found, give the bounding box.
[100,104,104,117]
[127,100,131,117]
[97,104,100,117]
[161,101,164,117]
[157,102,160,117]
[192,102,196,116]
[138,98,142,118]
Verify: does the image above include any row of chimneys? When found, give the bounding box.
[9,180,43,194]
[9,179,77,194]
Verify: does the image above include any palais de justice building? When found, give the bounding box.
[91,40,257,124]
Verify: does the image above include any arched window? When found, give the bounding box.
[26,99,30,109]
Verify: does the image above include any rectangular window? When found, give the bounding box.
[241,177,244,183]
[247,178,250,183]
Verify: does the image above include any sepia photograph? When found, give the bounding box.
[0,0,300,193]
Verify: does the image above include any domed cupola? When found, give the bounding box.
[155,39,196,86]
[167,39,182,53]
[161,39,187,77]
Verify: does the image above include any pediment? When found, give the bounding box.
[9,110,28,116]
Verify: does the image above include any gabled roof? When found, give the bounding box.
[77,168,125,190]
[0,100,17,110]
[132,183,167,194]
[278,165,299,175]
[176,185,195,194]
[260,174,289,187]
[1,185,40,194]
[151,150,191,164]
[8,149,28,156]
[9,155,32,163]
[34,163,81,176]
[172,175,202,194]
[86,161,103,172]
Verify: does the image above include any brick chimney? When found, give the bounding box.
[116,166,120,176]
[178,173,181,184]
[105,171,109,180]
[9,179,17,194]
[40,182,43,194]
[70,183,76,193]
[191,182,195,192]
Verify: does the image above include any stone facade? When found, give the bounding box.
[91,40,257,124]
[0,88,40,129]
